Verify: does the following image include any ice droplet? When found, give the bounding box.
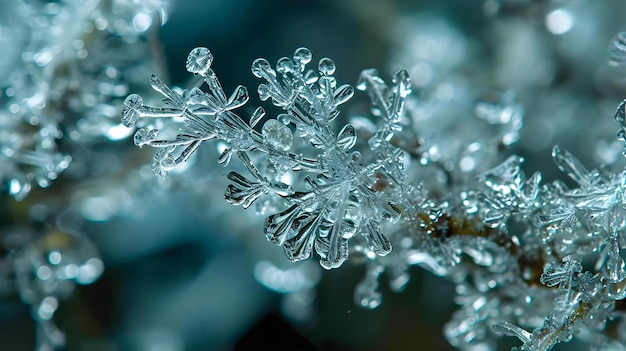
[133,128,158,147]
[318,58,336,76]
[186,47,213,75]
[251,58,273,78]
[276,57,295,74]
[121,94,143,127]
[262,119,293,151]
[293,47,312,66]
[608,32,626,67]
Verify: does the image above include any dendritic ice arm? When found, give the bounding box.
[122,47,415,269]
[494,256,606,351]
[485,101,626,351]
[536,142,626,282]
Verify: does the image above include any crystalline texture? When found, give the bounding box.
[116,30,626,351]
[540,256,582,291]
[123,47,414,270]
[186,47,213,76]
[121,94,143,127]
[262,119,293,151]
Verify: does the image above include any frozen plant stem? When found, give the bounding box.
[123,48,626,351]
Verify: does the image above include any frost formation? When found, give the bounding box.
[124,47,626,350]
[123,47,416,270]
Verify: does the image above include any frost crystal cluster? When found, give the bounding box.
[4,0,626,349]
[124,47,626,350]
[1,0,169,349]
[123,47,415,269]
[1,0,167,200]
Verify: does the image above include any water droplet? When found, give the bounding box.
[262,119,293,151]
[357,290,381,309]
[318,58,336,76]
[186,47,213,75]
[607,279,626,299]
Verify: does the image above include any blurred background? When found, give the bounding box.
[3,0,626,350]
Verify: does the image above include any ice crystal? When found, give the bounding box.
[478,155,542,227]
[123,47,413,269]
[124,43,626,351]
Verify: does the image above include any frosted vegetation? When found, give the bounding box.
[123,47,626,350]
